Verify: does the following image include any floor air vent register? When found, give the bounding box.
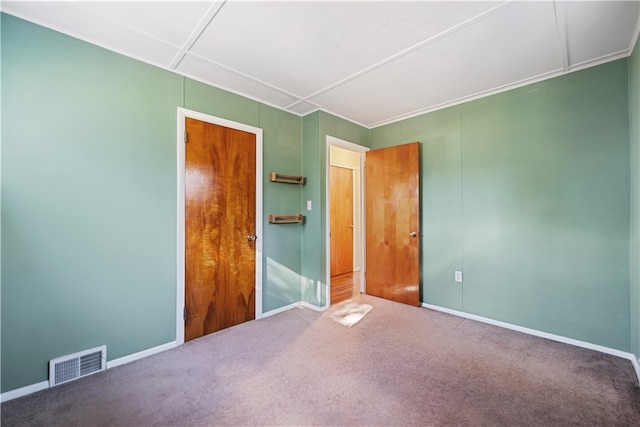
[49,345,106,387]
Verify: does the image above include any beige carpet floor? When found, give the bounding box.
[2,294,639,426]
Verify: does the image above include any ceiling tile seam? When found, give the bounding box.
[285,99,321,110]
[66,2,183,51]
[368,67,569,128]
[298,0,515,103]
[181,51,306,102]
[552,0,569,70]
[169,0,226,69]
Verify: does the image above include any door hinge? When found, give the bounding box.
[184,131,188,143]
[183,307,187,320]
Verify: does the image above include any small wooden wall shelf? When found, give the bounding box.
[268,214,305,224]
[270,172,305,185]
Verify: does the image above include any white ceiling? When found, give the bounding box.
[2,1,639,128]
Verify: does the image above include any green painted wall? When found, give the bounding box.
[1,14,180,392]
[1,14,303,392]
[630,43,640,361]
[2,8,636,396]
[258,104,303,311]
[371,60,631,351]
[184,78,258,127]
[301,111,369,307]
[301,112,321,305]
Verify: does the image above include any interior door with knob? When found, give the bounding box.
[365,142,420,306]
[184,117,257,341]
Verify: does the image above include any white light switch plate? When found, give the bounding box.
[306,200,312,211]
[454,271,462,283]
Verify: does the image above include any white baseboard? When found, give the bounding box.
[0,301,310,403]
[630,356,640,385]
[6,304,636,403]
[300,301,328,312]
[263,301,329,314]
[0,380,49,403]
[106,341,177,369]
[261,301,330,318]
[422,303,640,384]
[1,340,178,403]
[261,302,301,318]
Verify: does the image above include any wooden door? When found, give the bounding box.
[330,165,354,276]
[365,142,420,306]
[185,118,256,341]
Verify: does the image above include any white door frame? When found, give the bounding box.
[325,136,369,307]
[176,107,264,345]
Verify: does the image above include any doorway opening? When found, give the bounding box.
[176,108,263,345]
[326,136,369,306]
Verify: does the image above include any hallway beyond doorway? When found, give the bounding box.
[330,271,360,305]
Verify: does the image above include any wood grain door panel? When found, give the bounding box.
[185,118,256,341]
[330,165,354,276]
[365,142,420,306]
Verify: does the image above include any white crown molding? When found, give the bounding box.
[569,48,632,72]
[317,108,370,130]
[0,7,175,69]
[368,50,631,129]
[66,2,182,50]
[0,7,307,118]
[630,7,640,56]
[181,51,305,104]
[2,2,636,129]
[174,67,305,117]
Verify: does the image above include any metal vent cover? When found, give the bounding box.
[49,345,106,387]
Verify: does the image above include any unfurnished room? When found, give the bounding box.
[1,0,640,425]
